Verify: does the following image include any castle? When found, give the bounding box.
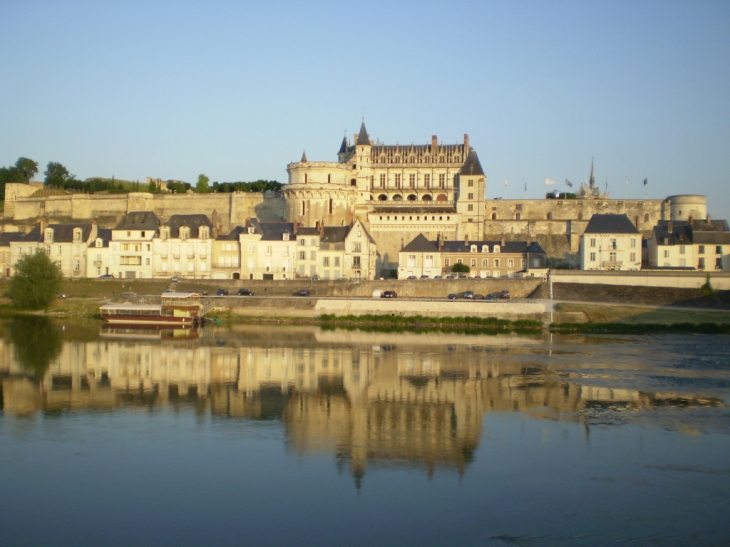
[1,121,709,273]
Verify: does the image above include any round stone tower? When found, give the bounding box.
[284,154,358,227]
[665,195,707,221]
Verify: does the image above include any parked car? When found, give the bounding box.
[474,294,485,300]
[381,290,397,298]
[406,275,416,280]
[462,290,475,299]
[433,275,443,280]
[485,293,498,301]
[216,288,229,296]
[237,288,254,296]
[98,274,114,279]
[170,276,181,282]
[295,289,311,297]
[419,275,429,280]
[447,293,457,300]
[500,290,511,299]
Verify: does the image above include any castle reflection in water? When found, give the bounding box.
[0,324,720,482]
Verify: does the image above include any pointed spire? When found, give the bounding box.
[589,158,595,189]
[356,121,370,145]
[338,135,348,154]
[301,150,307,162]
[460,150,485,176]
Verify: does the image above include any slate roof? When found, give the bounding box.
[459,150,485,176]
[401,234,438,253]
[441,240,545,254]
[653,221,692,245]
[94,228,112,247]
[244,219,294,241]
[296,227,320,236]
[690,219,730,245]
[216,226,247,241]
[356,122,370,146]
[320,226,349,244]
[0,232,26,247]
[163,214,212,238]
[46,223,94,243]
[114,211,160,231]
[583,214,640,234]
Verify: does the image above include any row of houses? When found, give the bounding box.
[0,212,379,281]
[579,214,730,271]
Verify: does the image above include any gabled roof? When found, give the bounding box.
[163,214,212,238]
[93,228,112,247]
[583,214,640,235]
[690,218,730,245]
[459,150,484,176]
[356,122,370,146]
[45,223,94,243]
[114,211,160,231]
[401,234,438,253]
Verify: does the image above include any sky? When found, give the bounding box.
[1,0,729,218]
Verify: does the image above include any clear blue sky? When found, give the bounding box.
[2,0,728,218]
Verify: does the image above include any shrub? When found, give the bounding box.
[9,251,63,309]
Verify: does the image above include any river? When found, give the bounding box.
[1,317,728,547]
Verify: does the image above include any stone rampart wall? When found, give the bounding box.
[551,270,730,290]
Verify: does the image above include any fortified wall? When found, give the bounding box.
[1,183,707,267]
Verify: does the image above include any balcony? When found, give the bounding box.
[601,260,623,269]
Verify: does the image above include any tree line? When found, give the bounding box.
[0,157,281,199]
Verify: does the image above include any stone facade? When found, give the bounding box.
[1,122,712,273]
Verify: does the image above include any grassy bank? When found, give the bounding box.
[550,322,730,335]
[318,313,542,332]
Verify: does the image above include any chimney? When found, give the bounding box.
[40,216,49,234]
[464,134,470,152]
[464,233,469,247]
[668,220,673,234]
[501,233,506,247]
[293,221,298,235]
[431,135,438,155]
[707,214,712,224]
[436,233,442,251]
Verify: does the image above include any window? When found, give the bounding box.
[353,256,361,267]
[409,174,415,188]
[444,258,450,267]
[716,246,723,254]
[424,174,430,188]
[590,238,596,247]
[283,233,290,241]
[141,231,145,238]
[471,258,476,267]
[407,255,416,267]
[395,174,401,188]
[379,174,386,188]
[631,239,637,248]
[679,245,685,254]
[468,180,474,187]
[494,259,500,267]
[699,257,705,269]
[630,253,636,262]
[493,245,500,253]
[468,204,473,211]
[146,257,151,266]
[310,250,316,261]
[266,246,272,256]
[438,174,445,188]
[470,245,477,252]
[74,260,80,272]
[353,243,361,252]
[467,193,474,200]
[664,250,670,258]
[282,247,289,257]
[699,245,705,254]
[457,258,463,264]
[508,259,514,267]
[248,245,255,254]
[299,238,306,246]
[334,257,340,267]
[323,257,330,267]
[299,251,305,260]
[482,259,488,267]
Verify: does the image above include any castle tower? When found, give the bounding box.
[456,146,486,240]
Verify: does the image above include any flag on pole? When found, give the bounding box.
[545,178,555,185]
[565,179,573,188]
[504,178,508,187]
[524,182,527,192]
[643,178,648,186]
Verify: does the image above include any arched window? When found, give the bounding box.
[422,194,433,201]
[327,174,331,183]
[482,245,489,253]
[547,212,553,220]
[577,212,583,220]
[378,194,388,201]
[515,213,520,220]
[492,213,497,220]
[493,245,500,253]
[350,178,356,187]
[392,194,403,201]
[644,213,649,222]
[304,174,308,183]
[407,194,417,201]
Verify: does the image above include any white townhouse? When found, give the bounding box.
[646,217,730,271]
[239,219,297,280]
[580,214,642,271]
[212,226,245,280]
[153,214,213,279]
[85,228,112,278]
[108,212,160,279]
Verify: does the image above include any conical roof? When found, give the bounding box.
[460,150,484,176]
[356,122,370,145]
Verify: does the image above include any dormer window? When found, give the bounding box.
[470,245,477,253]
[493,245,501,253]
[95,238,102,248]
[248,226,254,234]
[73,229,82,242]
[482,245,489,253]
[283,233,290,241]
[44,229,54,243]
[200,227,208,240]
[180,227,189,241]
[161,228,169,240]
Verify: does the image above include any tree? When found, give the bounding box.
[44,161,74,188]
[148,179,158,193]
[451,262,470,273]
[15,157,38,183]
[196,174,209,193]
[9,250,64,310]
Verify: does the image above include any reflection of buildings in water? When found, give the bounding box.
[0,331,723,484]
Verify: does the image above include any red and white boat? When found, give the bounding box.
[100,292,205,326]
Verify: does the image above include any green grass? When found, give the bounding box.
[318,313,542,332]
[550,322,730,335]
